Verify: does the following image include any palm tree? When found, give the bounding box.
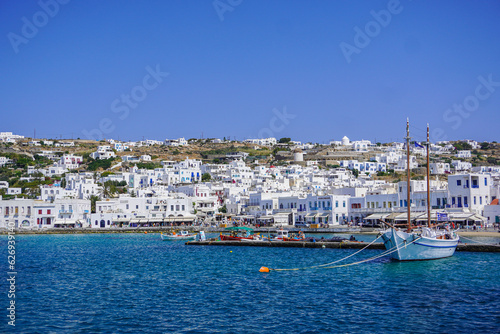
[90,195,101,213]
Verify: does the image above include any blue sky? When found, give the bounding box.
[1,0,499,144]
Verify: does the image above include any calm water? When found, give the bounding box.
[1,233,499,334]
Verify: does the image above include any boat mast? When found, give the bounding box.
[426,124,431,228]
[406,119,411,232]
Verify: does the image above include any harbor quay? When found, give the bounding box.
[185,239,500,253]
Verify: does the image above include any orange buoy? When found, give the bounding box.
[144,231,148,234]
[259,267,270,273]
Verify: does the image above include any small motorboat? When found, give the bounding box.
[219,226,255,241]
[161,230,196,241]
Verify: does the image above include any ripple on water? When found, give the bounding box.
[4,233,499,334]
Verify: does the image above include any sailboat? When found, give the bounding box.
[380,120,459,261]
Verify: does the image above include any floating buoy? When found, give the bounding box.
[144,231,148,234]
[230,251,233,253]
[322,245,326,248]
[259,267,270,273]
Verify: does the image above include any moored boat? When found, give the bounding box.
[219,226,255,241]
[381,121,459,261]
[161,230,196,241]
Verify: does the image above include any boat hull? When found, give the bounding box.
[220,234,254,241]
[381,228,458,261]
[161,234,196,241]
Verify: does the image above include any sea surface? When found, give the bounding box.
[1,233,499,334]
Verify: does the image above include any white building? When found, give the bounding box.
[451,160,472,172]
[0,198,90,229]
[429,163,451,175]
[58,154,83,170]
[164,137,188,146]
[0,156,12,167]
[91,146,116,160]
[448,174,491,214]
[0,132,24,142]
[456,150,471,159]
[244,138,277,146]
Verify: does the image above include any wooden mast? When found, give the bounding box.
[406,119,411,232]
[426,124,431,228]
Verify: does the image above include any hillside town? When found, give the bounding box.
[1,131,499,231]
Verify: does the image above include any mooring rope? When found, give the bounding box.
[459,235,500,247]
[267,234,423,272]
[269,234,383,272]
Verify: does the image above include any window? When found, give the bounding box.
[452,197,455,205]
[47,210,51,215]
[95,220,98,226]
[171,205,174,211]
[176,205,180,211]
[343,201,346,207]
[457,180,461,186]
[39,209,42,215]
[136,205,139,209]
[485,178,488,186]
[474,196,476,205]
[480,197,482,205]
[464,197,468,206]
[335,201,338,208]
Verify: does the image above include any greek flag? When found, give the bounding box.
[414,142,425,149]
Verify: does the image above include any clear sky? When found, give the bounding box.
[1,0,499,144]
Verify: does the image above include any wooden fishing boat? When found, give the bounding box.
[161,230,196,241]
[381,121,459,261]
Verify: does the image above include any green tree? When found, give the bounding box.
[90,195,100,213]
[278,137,291,144]
[202,173,211,182]
[352,169,359,178]
[218,205,227,213]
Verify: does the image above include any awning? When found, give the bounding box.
[316,213,329,218]
[364,213,389,220]
[114,218,130,223]
[273,214,289,223]
[148,218,163,223]
[164,216,196,222]
[258,216,274,220]
[385,212,401,220]
[305,213,315,218]
[393,212,424,221]
[54,220,76,225]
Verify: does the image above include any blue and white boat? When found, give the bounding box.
[381,121,459,261]
[381,227,459,261]
[161,230,196,241]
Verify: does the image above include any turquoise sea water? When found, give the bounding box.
[1,233,499,333]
